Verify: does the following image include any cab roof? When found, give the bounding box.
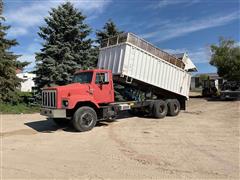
[75,69,112,74]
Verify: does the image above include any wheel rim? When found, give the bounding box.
[173,103,179,113]
[81,113,94,127]
[159,104,165,113]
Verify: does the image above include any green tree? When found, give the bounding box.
[16,61,30,70]
[0,0,28,103]
[96,19,123,45]
[210,37,240,80]
[34,2,94,88]
[87,19,124,69]
[0,0,3,16]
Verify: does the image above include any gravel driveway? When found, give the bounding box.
[1,98,239,179]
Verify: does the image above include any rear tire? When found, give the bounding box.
[167,99,180,116]
[72,106,97,132]
[153,100,168,118]
[52,118,70,127]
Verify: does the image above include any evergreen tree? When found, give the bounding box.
[0,0,27,103]
[0,0,3,16]
[96,19,123,44]
[87,46,98,69]
[92,19,123,68]
[34,2,93,88]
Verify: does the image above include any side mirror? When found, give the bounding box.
[96,72,109,85]
[99,78,104,84]
[104,73,109,83]
[100,73,109,84]
[99,79,109,84]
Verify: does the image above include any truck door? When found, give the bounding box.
[93,72,113,104]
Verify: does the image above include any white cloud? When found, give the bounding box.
[163,48,187,55]
[16,41,47,72]
[164,47,211,64]
[17,54,36,72]
[26,43,42,54]
[188,47,211,64]
[155,0,188,8]
[6,4,46,28]
[5,0,111,38]
[149,0,199,9]
[7,27,28,37]
[141,11,240,42]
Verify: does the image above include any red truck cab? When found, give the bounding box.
[40,69,116,131]
[58,69,114,108]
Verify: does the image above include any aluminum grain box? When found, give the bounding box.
[98,33,196,98]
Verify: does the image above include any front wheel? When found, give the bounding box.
[72,106,97,132]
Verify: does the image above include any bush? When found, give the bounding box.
[0,103,40,114]
[0,90,40,106]
[18,91,34,104]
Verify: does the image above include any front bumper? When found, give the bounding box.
[40,108,66,118]
[220,91,240,99]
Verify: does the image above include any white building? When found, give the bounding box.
[190,73,224,90]
[17,72,36,92]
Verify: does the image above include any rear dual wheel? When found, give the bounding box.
[166,99,180,116]
[152,99,180,118]
[153,100,168,118]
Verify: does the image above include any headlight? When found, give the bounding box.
[62,100,69,108]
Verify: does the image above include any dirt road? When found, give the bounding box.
[1,98,239,179]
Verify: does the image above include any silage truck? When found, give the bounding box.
[40,33,197,132]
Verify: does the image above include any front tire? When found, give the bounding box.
[72,106,97,132]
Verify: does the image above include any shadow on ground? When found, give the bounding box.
[25,111,134,133]
[189,95,203,98]
[190,95,239,101]
[25,119,67,133]
[205,97,240,101]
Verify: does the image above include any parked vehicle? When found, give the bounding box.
[220,81,240,100]
[40,33,197,132]
[201,78,240,100]
[202,79,218,97]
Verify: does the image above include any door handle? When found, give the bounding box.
[88,89,94,95]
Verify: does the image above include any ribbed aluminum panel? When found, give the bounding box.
[98,43,192,98]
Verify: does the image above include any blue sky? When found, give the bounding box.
[3,0,240,73]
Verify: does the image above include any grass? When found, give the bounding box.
[0,103,40,114]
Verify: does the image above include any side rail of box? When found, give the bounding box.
[100,33,185,69]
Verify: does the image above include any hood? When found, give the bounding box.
[46,83,90,98]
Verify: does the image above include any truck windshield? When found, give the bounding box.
[73,72,93,84]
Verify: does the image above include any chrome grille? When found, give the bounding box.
[42,90,56,108]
